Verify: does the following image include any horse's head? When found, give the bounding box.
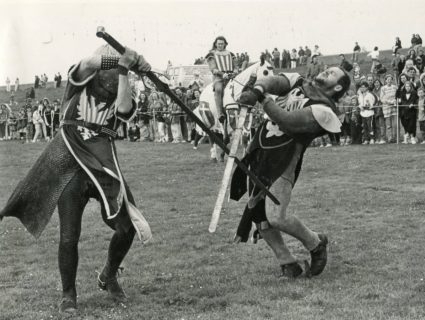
[231,58,274,100]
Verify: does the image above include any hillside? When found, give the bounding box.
[0,47,408,111]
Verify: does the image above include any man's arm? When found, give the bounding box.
[253,75,293,97]
[262,97,324,135]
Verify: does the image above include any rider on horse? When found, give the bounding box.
[205,36,236,123]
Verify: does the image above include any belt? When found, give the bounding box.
[60,120,117,138]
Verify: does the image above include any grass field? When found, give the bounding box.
[1,140,425,319]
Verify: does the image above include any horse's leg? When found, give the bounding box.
[57,171,89,313]
[98,189,136,303]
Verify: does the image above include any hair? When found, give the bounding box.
[333,67,351,101]
[374,46,378,51]
[359,80,369,88]
[212,36,228,50]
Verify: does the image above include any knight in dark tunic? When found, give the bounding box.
[0,44,152,313]
[231,67,351,278]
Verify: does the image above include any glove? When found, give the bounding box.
[223,73,229,80]
[238,88,265,106]
[136,54,151,73]
[118,47,138,70]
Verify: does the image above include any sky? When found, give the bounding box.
[0,0,424,84]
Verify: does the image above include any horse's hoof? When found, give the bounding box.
[211,158,218,163]
[98,273,128,303]
[59,296,77,314]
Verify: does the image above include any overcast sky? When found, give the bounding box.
[0,0,423,84]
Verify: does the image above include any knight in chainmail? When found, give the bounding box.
[0,44,152,314]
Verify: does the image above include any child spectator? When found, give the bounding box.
[349,96,362,144]
[399,81,418,144]
[380,74,398,143]
[358,81,376,144]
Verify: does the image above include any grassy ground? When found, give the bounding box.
[1,140,425,319]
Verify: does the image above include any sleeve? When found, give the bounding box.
[255,74,299,96]
[262,98,333,136]
[205,51,214,60]
[310,104,342,133]
[115,98,137,122]
[63,63,97,102]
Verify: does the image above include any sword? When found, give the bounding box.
[95,26,280,208]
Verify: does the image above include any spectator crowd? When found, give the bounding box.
[2,33,425,149]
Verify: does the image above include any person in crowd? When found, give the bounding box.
[349,95,362,144]
[367,46,380,73]
[0,104,9,140]
[281,50,288,69]
[407,67,420,89]
[397,55,407,77]
[380,74,398,143]
[365,74,375,91]
[42,98,55,139]
[402,59,419,75]
[391,52,401,80]
[372,79,386,144]
[169,90,184,143]
[137,92,150,141]
[352,63,362,90]
[16,106,28,140]
[313,44,321,56]
[339,54,353,72]
[399,81,418,144]
[407,49,417,62]
[23,99,34,143]
[32,102,48,142]
[5,77,11,92]
[352,42,361,62]
[7,111,17,140]
[337,92,352,145]
[272,48,280,69]
[306,55,323,80]
[148,91,162,142]
[416,57,424,74]
[305,46,312,62]
[174,88,187,141]
[298,46,306,66]
[418,49,425,64]
[158,92,171,143]
[393,37,402,54]
[127,121,140,142]
[34,75,40,89]
[205,36,236,122]
[414,34,423,53]
[420,73,425,91]
[417,87,425,143]
[411,34,418,48]
[358,81,376,144]
[184,89,196,143]
[14,78,19,92]
[290,49,297,69]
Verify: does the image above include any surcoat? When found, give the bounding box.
[206,50,236,73]
[230,74,341,240]
[0,63,149,239]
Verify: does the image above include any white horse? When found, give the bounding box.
[194,57,274,161]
